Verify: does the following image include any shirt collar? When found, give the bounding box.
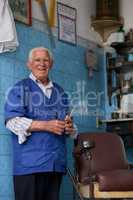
[29,73,53,89]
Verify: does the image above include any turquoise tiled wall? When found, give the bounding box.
[0,22,105,200]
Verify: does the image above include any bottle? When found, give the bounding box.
[117,26,125,43]
[125,28,133,42]
[129,28,133,41]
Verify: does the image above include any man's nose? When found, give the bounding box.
[39,60,46,65]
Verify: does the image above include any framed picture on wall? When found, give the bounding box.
[9,0,32,25]
[57,2,77,45]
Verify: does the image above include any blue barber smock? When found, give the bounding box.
[4,78,69,175]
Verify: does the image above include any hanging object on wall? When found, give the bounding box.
[57,2,77,45]
[9,0,32,25]
[91,0,123,42]
[85,49,97,78]
[48,0,56,27]
[0,0,19,53]
[96,0,119,20]
[35,0,56,48]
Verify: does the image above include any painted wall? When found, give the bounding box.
[32,0,96,41]
[120,0,133,32]
[32,0,133,43]
[0,20,105,200]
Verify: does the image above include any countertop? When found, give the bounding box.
[102,118,133,123]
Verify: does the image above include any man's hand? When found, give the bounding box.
[28,120,65,135]
[28,118,76,136]
[65,115,75,135]
[46,120,65,135]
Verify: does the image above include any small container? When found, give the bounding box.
[128,28,133,41]
[115,56,124,67]
[111,112,119,119]
[117,26,125,43]
[128,53,133,61]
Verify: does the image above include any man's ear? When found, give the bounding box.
[27,61,32,70]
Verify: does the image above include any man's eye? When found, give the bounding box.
[34,59,48,62]
[34,59,41,62]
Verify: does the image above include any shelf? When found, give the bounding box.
[108,61,133,71]
[121,88,133,95]
[107,42,133,107]
[91,17,123,42]
[111,42,133,54]
[102,118,133,123]
[111,42,133,49]
[111,87,121,94]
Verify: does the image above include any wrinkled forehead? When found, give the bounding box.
[31,50,51,61]
[33,49,49,56]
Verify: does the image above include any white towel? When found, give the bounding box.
[121,94,133,113]
[0,0,19,53]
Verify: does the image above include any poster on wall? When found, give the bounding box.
[9,0,32,25]
[57,2,77,45]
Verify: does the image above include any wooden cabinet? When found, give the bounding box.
[111,42,133,54]
[98,41,133,149]
[105,42,133,148]
[96,0,119,20]
[91,0,122,42]
[106,119,133,147]
[106,42,133,107]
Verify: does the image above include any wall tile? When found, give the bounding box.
[0,76,14,94]
[0,57,14,76]
[0,156,12,175]
[13,60,29,79]
[0,175,14,197]
[0,134,12,156]
[0,115,7,132]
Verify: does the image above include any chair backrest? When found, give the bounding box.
[73,132,129,183]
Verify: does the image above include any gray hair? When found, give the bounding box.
[28,47,53,61]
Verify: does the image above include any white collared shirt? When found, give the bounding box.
[29,73,53,99]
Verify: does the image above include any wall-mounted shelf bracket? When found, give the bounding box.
[91,17,124,42]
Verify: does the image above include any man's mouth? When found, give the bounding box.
[38,66,48,70]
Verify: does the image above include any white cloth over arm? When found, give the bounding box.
[0,0,19,53]
[6,117,32,144]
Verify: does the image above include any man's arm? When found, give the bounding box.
[6,117,32,144]
[6,117,66,144]
[28,119,65,134]
[30,117,78,138]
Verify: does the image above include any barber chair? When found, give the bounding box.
[73,132,133,199]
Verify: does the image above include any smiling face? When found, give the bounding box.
[27,49,53,84]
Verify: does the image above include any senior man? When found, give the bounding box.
[5,47,76,200]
